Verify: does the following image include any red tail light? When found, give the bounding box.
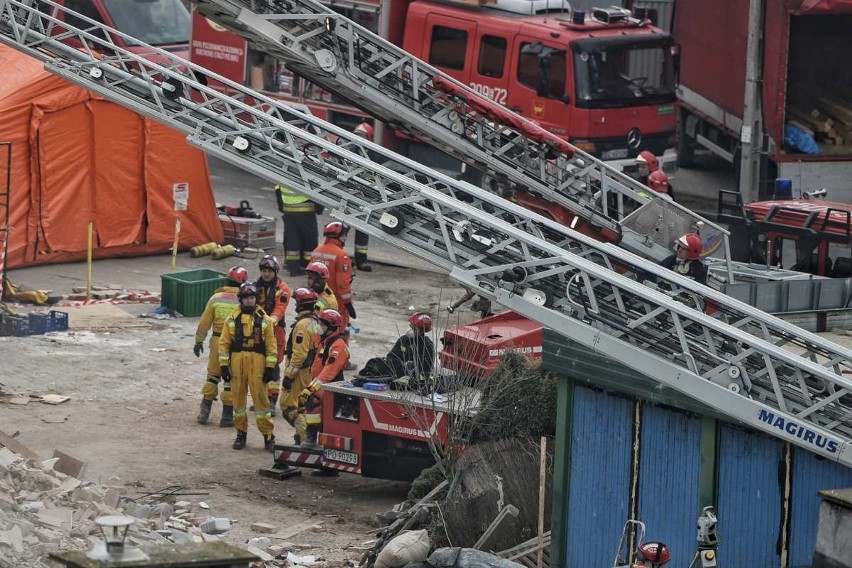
[319,433,352,451]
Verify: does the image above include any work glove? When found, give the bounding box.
[193,343,204,357]
[220,366,231,383]
[345,303,356,319]
[298,387,313,407]
[263,367,275,383]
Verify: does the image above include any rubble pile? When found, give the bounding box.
[0,445,342,568]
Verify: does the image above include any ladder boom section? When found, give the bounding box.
[2,0,851,466]
[192,0,730,267]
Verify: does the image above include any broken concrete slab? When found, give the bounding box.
[0,430,40,460]
[52,450,85,478]
[251,522,278,534]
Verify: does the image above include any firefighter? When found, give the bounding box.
[275,184,322,276]
[300,308,349,449]
[351,121,374,272]
[647,170,675,200]
[305,261,338,312]
[386,312,435,379]
[193,266,247,427]
[281,288,323,444]
[218,283,279,451]
[255,254,291,416]
[661,233,707,285]
[310,221,356,336]
[634,150,659,185]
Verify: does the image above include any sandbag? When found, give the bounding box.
[427,548,524,568]
[375,529,431,568]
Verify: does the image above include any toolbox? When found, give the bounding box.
[218,213,277,250]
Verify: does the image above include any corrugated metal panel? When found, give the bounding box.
[566,385,633,568]
[788,449,852,567]
[637,404,702,560]
[717,425,784,566]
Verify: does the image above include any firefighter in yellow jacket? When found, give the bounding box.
[280,287,323,444]
[305,261,338,312]
[219,283,279,451]
[193,266,248,427]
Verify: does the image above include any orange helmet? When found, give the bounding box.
[293,287,319,312]
[676,233,702,261]
[353,122,374,140]
[227,266,248,285]
[317,309,343,333]
[323,221,350,238]
[305,261,330,280]
[409,312,433,332]
[635,542,671,567]
[647,170,669,193]
[636,150,659,172]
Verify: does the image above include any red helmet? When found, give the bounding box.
[227,266,248,285]
[317,309,343,333]
[259,254,280,272]
[305,261,330,280]
[676,233,703,261]
[323,221,350,238]
[409,312,433,332]
[353,122,374,140]
[647,170,669,193]
[636,150,659,172]
[635,542,671,567]
[238,282,259,299]
[293,287,319,312]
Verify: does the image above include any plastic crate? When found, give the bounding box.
[47,310,69,332]
[0,314,30,337]
[28,313,49,335]
[161,268,227,317]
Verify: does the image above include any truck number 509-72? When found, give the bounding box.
[469,83,508,105]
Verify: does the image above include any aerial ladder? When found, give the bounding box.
[3,0,852,467]
[190,0,734,276]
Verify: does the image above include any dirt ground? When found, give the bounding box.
[0,259,474,563]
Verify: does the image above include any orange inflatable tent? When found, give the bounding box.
[0,45,224,268]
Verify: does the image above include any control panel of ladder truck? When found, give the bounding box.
[9,0,852,480]
[718,189,852,280]
[189,0,678,174]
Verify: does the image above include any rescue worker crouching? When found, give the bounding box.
[255,255,291,416]
[661,233,707,285]
[276,184,322,277]
[300,309,349,449]
[218,283,279,451]
[281,288,323,445]
[388,312,435,381]
[193,266,247,427]
[306,261,338,312]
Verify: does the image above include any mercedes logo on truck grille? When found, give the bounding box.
[627,128,642,149]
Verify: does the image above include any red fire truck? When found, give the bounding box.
[190,0,678,172]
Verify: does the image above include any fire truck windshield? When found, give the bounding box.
[102,0,189,46]
[572,35,676,109]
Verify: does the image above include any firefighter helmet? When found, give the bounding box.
[647,170,669,193]
[293,287,319,312]
[305,261,330,280]
[317,309,343,333]
[409,312,433,332]
[676,233,703,261]
[323,221,350,238]
[635,542,671,567]
[238,282,259,299]
[353,122,374,140]
[636,150,659,172]
[227,266,249,285]
[259,254,280,272]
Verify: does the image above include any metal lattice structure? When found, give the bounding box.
[1,0,851,465]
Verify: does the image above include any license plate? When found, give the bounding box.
[323,449,359,465]
[601,148,629,160]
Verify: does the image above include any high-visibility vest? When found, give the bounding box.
[276,185,316,213]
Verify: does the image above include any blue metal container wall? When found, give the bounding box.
[718,425,784,566]
[637,404,702,562]
[788,449,852,567]
[566,386,633,568]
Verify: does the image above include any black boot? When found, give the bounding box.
[356,260,373,272]
[197,399,213,425]
[232,430,247,450]
[300,426,320,449]
[264,434,276,452]
[219,405,234,428]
